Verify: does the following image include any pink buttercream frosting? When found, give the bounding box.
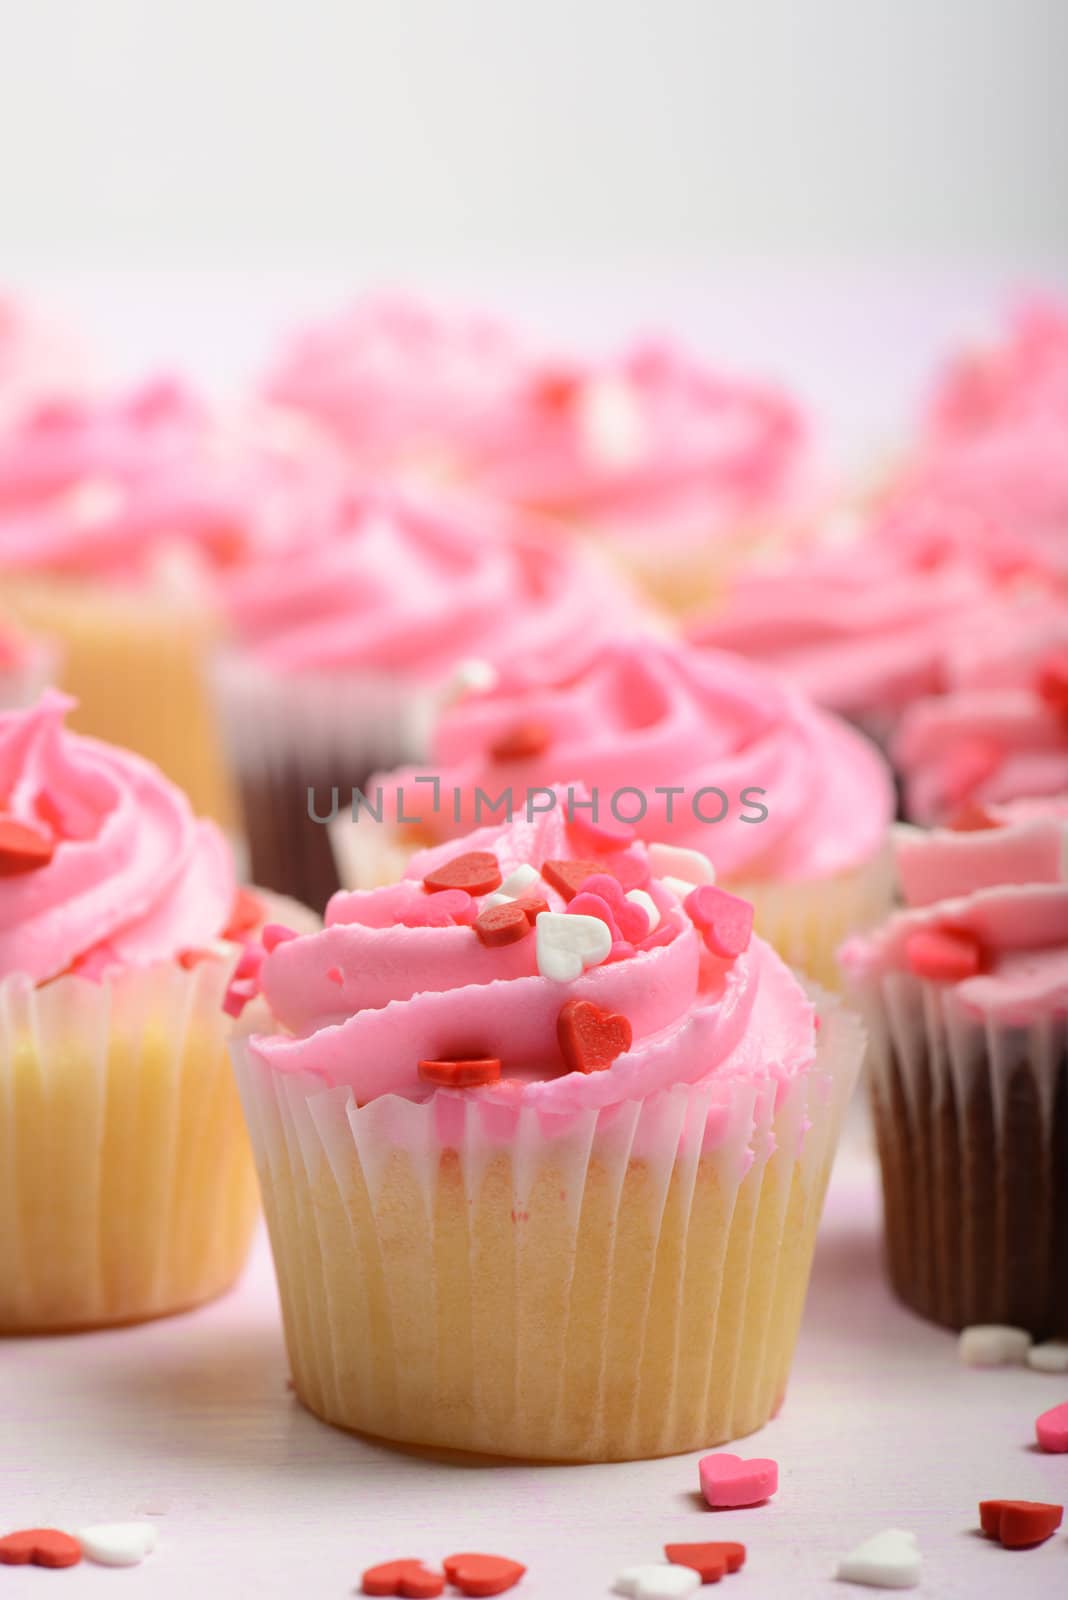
[220,484,646,684]
[251,793,817,1118]
[840,805,1068,1023]
[0,692,236,984]
[374,639,891,882]
[893,599,1068,824]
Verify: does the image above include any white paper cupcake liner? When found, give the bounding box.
[853,967,1068,1336]
[233,988,862,1460]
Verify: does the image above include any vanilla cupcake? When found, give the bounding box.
[339,639,894,987]
[0,692,313,1332]
[841,805,1068,1336]
[212,485,649,912]
[234,790,863,1459]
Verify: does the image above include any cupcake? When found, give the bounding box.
[336,639,894,987]
[0,692,313,1332]
[894,599,1068,824]
[0,291,88,429]
[233,789,864,1459]
[0,378,336,827]
[840,805,1068,1336]
[0,618,59,710]
[212,484,648,913]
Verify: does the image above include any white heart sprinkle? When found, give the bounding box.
[647,843,716,886]
[958,1324,1032,1366]
[499,863,540,897]
[835,1529,920,1589]
[1028,1340,1068,1373]
[626,888,660,932]
[77,1523,157,1567]
[536,911,612,982]
[660,875,699,904]
[614,1564,700,1598]
[484,892,514,908]
[443,657,499,704]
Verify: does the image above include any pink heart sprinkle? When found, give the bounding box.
[1036,1399,1068,1453]
[567,890,622,942]
[699,1452,778,1509]
[583,874,650,942]
[262,924,297,953]
[684,885,754,959]
[568,811,636,853]
[397,888,476,928]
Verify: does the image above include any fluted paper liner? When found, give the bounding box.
[333,822,894,993]
[0,955,260,1333]
[234,990,861,1460]
[856,968,1068,1337]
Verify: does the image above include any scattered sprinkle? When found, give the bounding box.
[418,1059,501,1088]
[362,1558,445,1597]
[424,851,502,897]
[536,910,612,982]
[958,1324,1032,1367]
[835,1528,921,1589]
[474,903,532,948]
[684,886,754,960]
[489,721,552,762]
[1036,1399,1068,1453]
[979,1499,1063,1548]
[698,1452,777,1509]
[664,1541,745,1582]
[541,858,609,902]
[1028,1341,1068,1374]
[0,1529,82,1568]
[77,1523,157,1568]
[568,811,635,854]
[647,843,716,886]
[557,998,632,1074]
[614,1564,700,1598]
[442,1551,526,1595]
[262,923,297,953]
[627,888,660,934]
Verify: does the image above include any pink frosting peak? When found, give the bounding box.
[252,791,816,1115]
[376,638,891,882]
[0,692,236,984]
[926,300,1068,444]
[220,483,645,684]
[840,805,1068,1023]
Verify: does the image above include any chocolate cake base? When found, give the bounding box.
[236,763,372,916]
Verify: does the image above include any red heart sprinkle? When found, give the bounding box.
[904,925,984,982]
[362,1558,445,1597]
[0,817,55,876]
[1036,647,1068,719]
[684,885,753,959]
[567,811,635,853]
[424,851,502,897]
[442,1552,526,1597]
[948,800,1000,831]
[665,1541,746,1581]
[474,903,532,947]
[0,1529,82,1568]
[418,1058,502,1088]
[979,1499,1063,1548]
[541,859,610,901]
[489,721,551,762]
[511,891,549,925]
[557,998,632,1074]
[224,886,264,939]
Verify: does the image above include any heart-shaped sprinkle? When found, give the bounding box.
[558,998,632,1073]
[424,852,502,897]
[1036,647,1068,719]
[979,1499,1063,1547]
[399,889,476,927]
[223,977,258,1018]
[568,811,635,853]
[234,942,265,981]
[445,658,499,704]
[948,800,1000,832]
[835,1528,921,1588]
[511,891,549,925]
[262,923,297,953]
[475,903,532,948]
[224,885,264,938]
[0,816,55,876]
[627,888,660,934]
[0,1529,82,1568]
[699,1452,777,1508]
[489,721,551,762]
[542,858,610,901]
[418,1058,501,1088]
[442,1551,526,1596]
[1036,1399,1068,1452]
[77,1522,157,1567]
[1028,1341,1068,1373]
[614,1565,700,1598]
[499,864,540,897]
[904,926,984,981]
[684,886,754,960]
[362,1558,445,1597]
[567,890,622,942]
[958,1324,1032,1366]
[581,874,650,941]
[647,842,716,886]
[536,911,612,981]
[664,1541,745,1581]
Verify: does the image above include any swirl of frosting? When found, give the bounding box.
[840,805,1068,1023]
[375,638,891,882]
[686,500,1007,725]
[894,600,1068,824]
[926,301,1068,445]
[0,692,236,983]
[252,791,816,1113]
[219,484,645,685]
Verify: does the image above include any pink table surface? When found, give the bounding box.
[1,1104,1064,1599]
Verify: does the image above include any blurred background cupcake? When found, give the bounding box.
[840,802,1068,1337]
[0,692,315,1332]
[0,290,90,431]
[212,483,649,912]
[338,637,894,986]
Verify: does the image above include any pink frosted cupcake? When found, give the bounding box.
[212,485,648,912]
[0,618,59,710]
[233,789,863,1459]
[0,692,314,1332]
[841,805,1068,1336]
[0,380,259,824]
[336,638,893,987]
[894,598,1068,824]
[0,291,88,429]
